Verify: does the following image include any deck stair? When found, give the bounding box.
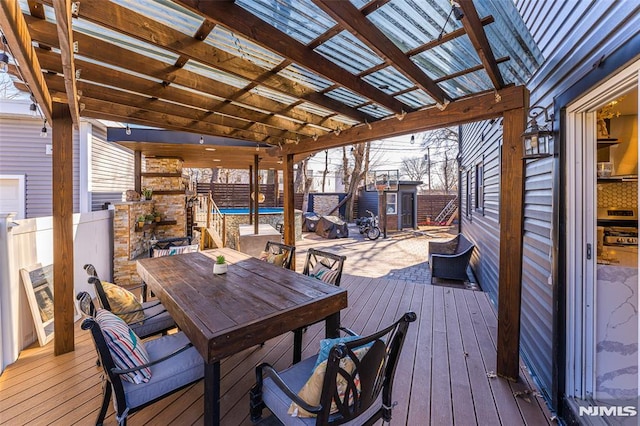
[195,192,225,248]
[434,196,458,225]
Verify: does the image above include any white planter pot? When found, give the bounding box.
[213,263,228,274]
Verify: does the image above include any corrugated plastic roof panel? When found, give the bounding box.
[359,104,393,119]
[112,0,203,35]
[278,64,334,92]
[315,30,385,74]
[236,0,336,45]
[362,67,414,94]
[325,87,369,108]
[206,26,284,71]
[182,62,250,89]
[396,89,435,109]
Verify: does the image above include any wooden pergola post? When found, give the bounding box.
[283,154,295,269]
[248,164,253,225]
[496,102,528,381]
[253,154,259,234]
[52,102,75,355]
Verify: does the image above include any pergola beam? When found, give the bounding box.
[457,1,505,89]
[312,0,449,105]
[274,85,526,155]
[177,0,411,115]
[0,0,52,122]
[52,0,80,127]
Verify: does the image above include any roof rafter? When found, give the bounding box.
[176,0,411,114]
[457,1,505,89]
[36,48,321,139]
[26,18,341,135]
[46,0,371,123]
[0,0,52,122]
[52,0,80,127]
[272,85,526,155]
[312,0,450,105]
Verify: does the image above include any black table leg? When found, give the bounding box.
[326,312,341,338]
[204,361,220,426]
[293,328,303,364]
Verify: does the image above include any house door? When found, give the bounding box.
[401,192,414,228]
[565,60,639,411]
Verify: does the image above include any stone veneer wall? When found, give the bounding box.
[113,157,186,287]
[312,195,340,216]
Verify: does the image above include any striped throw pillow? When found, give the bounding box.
[95,309,151,384]
[310,262,339,285]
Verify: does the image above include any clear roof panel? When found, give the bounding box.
[182,62,250,89]
[395,89,435,109]
[362,67,414,94]
[236,0,336,45]
[325,87,369,108]
[358,104,393,119]
[412,38,480,80]
[439,69,494,98]
[250,86,299,105]
[206,26,284,71]
[278,64,334,92]
[296,102,337,118]
[315,30,384,74]
[113,0,203,36]
[366,0,452,53]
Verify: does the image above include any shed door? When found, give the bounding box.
[401,192,414,228]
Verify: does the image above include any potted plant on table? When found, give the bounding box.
[213,255,228,274]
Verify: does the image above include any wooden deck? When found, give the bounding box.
[0,275,553,425]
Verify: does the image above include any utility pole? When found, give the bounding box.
[426,147,431,192]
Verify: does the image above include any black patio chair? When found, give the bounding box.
[262,240,296,269]
[302,248,346,286]
[250,312,417,425]
[85,273,176,339]
[84,263,148,302]
[82,314,203,425]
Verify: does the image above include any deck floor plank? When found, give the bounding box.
[0,275,551,426]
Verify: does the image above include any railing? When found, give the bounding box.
[209,194,225,246]
[434,196,458,224]
[192,192,225,248]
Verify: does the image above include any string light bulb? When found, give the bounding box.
[199,136,204,144]
[40,119,48,138]
[410,135,415,145]
[29,103,38,117]
[0,36,8,73]
[125,124,131,135]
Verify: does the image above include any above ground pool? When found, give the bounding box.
[217,207,284,215]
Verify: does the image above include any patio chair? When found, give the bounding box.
[294,249,347,362]
[84,263,148,302]
[261,240,296,269]
[428,234,475,283]
[87,275,177,339]
[148,236,194,257]
[302,248,346,286]
[82,311,203,425]
[250,312,417,425]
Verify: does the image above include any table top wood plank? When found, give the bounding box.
[137,248,347,363]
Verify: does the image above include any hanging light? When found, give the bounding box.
[40,119,48,138]
[410,135,415,145]
[522,105,553,159]
[0,35,8,73]
[199,136,204,144]
[125,124,131,135]
[29,102,38,116]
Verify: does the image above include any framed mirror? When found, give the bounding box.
[20,263,79,346]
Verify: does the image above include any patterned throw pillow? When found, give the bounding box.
[168,244,199,255]
[287,346,370,417]
[313,335,374,370]
[95,309,151,384]
[309,262,339,285]
[259,250,286,267]
[152,248,171,257]
[101,282,145,325]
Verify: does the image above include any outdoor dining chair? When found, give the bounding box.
[82,310,203,426]
[302,248,346,286]
[84,263,149,302]
[250,312,417,425]
[260,240,296,269]
[84,266,177,339]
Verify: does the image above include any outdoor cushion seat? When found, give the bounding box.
[428,234,475,283]
[123,332,203,409]
[261,240,296,269]
[250,312,417,425]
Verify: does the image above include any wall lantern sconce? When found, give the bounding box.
[522,105,553,159]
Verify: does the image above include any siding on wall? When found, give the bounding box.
[90,125,134,211]
[0,117,79,217]
[460,0,640,406]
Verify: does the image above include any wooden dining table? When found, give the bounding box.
[137,248,348,426]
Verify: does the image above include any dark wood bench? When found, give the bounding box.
[428,234,475,283]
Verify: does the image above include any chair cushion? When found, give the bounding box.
[309,263,339,285]
[152,248,171,257]
[313,335,362,370]
[288,346,369,417]
[259,250,286,267]
[101,282,145,325]
[95,309,151,384]
[123,332,204,408]
[130,301,176,338]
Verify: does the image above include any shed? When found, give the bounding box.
[358,181,422,231]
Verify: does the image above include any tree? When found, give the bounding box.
[418,127,459,194]
[401,156,429,182]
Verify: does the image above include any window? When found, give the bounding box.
[386,193,397,215]
[475,162,484,212]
